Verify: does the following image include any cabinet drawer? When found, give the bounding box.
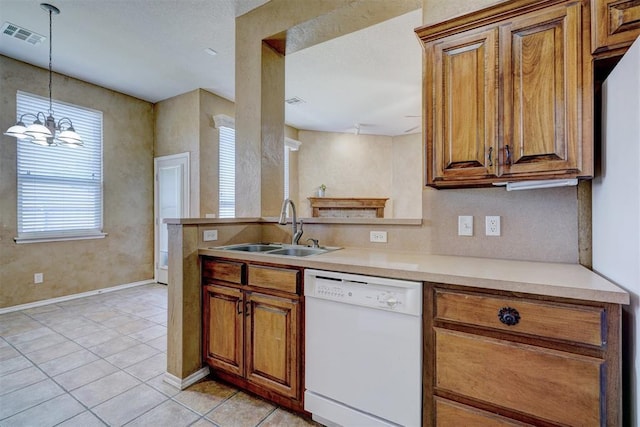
[435,328,603,426]
[592,0,640,54]
[248,265,299,294]
[435,289,604,346]
[435,398,531,426]
[202,258,244,284]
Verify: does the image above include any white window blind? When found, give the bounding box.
[16,91,104,242]
[284,137,301,201]
[219,126,235,218]
[284,146,290,200]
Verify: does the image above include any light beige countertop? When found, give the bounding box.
[198,246,630,305]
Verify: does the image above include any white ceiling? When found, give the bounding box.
[0,0,422,136]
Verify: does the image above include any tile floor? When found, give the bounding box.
[0,284,318,427]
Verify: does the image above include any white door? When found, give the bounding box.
[154,153,190,284]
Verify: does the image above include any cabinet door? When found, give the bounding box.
[245,292,300,399]
[427,27,499,184]
[501,2,582,177]
[203,284,244,376]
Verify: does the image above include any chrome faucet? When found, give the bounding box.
[279,199,303,245]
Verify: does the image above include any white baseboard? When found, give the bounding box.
[164,367,210,390]
[0,279,157,314]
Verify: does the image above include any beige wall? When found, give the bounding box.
[0,56,154,308]
[391,133,422,218]
[155,90,200,216]
[296,131,422,218]
[422,0,503,24]
[154,89,235,218]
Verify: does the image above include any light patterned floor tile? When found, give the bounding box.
[259,408,320,427]
[124,399,200,427]
[145,335,167,351]
[146,373,181,397]
[0,355,33,376]
[113,318,158,335]
[92,383,167,426]
[88,335,140,357]
[104,343,159,369]
[70,370,140,407]
[0,379,64,419]
[0,393,84,427]
[3,326,58,345]
[124,352,166,381]
[38,348,99,376]
[173,380,237,415]
[12,331,68,354]
[73,328,121,348]
[53,358,119,391]
[0,366,47,396]
[205,391,276,427]
[0,345,20,362]
[128,324,166,342]
[25,339,82,364]
[56,410,107,427]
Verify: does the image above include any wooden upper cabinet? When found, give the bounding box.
[417,0,592,187]
[428,28,499,182]
[592,0,640,55]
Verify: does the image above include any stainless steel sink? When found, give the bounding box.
[267,247,329,257]
[213,243,339,257]
[218,243,283,252]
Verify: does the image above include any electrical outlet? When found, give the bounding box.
[203,230,218,241]
[370,231,388,243]
[458,216,473,236]
[485,216,501,236]
[34,273,43,284]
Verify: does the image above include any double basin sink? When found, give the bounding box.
[213,243,340,257]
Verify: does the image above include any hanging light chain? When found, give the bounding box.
[48,5,53,117]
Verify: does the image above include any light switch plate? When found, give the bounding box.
[458,216,473,236]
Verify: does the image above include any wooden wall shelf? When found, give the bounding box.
[307,197,388,218]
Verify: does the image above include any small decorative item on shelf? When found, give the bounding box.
[318,184,326,197]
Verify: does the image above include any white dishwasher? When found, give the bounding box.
[304,269,422,427]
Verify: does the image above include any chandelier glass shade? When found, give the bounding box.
[4,3,83,147]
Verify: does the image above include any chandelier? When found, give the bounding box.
[4,3,83,147]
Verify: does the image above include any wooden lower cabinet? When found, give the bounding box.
[245,292,299,399]
[425,284,622,426]
[202,257,303,412]
[203,284,243,376]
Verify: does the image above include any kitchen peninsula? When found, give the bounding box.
[165,218,629,426]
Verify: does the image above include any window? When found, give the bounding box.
[215,115,235,218]
[15,91,104,243]
[284,137,301,200]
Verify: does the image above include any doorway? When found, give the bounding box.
[154,153,190,284]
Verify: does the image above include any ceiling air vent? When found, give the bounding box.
[285,97,305,105]
[1,22,45,45]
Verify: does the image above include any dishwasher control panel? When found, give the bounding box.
[305,269,421,315]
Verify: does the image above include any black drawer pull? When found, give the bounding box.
[498,307,520,326]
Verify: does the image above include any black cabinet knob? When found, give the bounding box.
[498,306,520,326]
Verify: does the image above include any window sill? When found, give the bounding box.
[14,233,108,244]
